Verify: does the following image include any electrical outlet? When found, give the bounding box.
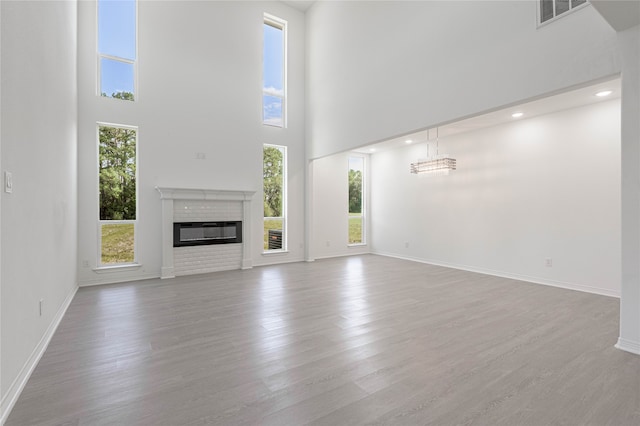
[82,260,89,268]
[326,241,330,247]
[545,258,553,267]
[195,152,206,160]
[5,171,13,193]
[405,241,409,248]
[39,299,44,316]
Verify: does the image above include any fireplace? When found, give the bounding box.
[173,221,242,247]
[156,187,256,278]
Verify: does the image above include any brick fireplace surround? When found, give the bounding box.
[156,187,256,278]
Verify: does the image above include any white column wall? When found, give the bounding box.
[618,25,640,354]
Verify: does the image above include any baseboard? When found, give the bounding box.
[373,251,620,299]
[1,284,78,424]
[313,250,372,261]
[253,255,305,268]
[79,272,159,287]
[615,337,640,355]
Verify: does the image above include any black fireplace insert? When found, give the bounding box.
[173,221,242,247]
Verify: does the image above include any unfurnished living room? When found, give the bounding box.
[1,0,640,425]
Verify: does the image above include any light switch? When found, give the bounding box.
[5,171,12,193]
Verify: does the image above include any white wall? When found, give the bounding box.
[77,1,306,285]
[306,0,620,159]
[311,152,371,259]
[371,100,621,297]
[618,24,640,354]
[1,0,78,418]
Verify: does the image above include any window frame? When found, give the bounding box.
[348,155,366,247]
[263,13,288,128]
[96,122,139,267]
[263,143,288,253]
[537,0,589,27]
[96,0,139,101]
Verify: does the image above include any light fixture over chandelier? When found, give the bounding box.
[409,128,456,175]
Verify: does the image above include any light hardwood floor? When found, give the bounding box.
[6,255,640,425]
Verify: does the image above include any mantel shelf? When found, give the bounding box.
[155,187,256,202]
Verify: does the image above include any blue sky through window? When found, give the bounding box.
[99,0,136,99]
[101,58,135,96]
[263,21,284,126]
[349,157,364,173]
[98,0,136,59]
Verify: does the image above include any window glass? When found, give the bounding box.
[263,17,286,127]
[99,125,137,265]
[541,0,554,22]
[348,157,364,245]
[556,0,570,15]
[98,0,136,100]
[263,145,286,251]
[98,0,136,60]
[100,58,135,98]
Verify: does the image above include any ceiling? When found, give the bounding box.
[281,1,316,12]
[591,0,640,31]
[353,77,621,154]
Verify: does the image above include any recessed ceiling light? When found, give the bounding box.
[405,140,412,144]
[595,90,613,97]
[369,148,376,152]
[511,112,524,118]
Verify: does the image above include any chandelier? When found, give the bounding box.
[409,128,456,175]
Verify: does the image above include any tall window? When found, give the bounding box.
[98,0,137,100]
[539,0,588,24]
[263,144,287,251]
[348,156,365,245]
[263,14,286,127]
[98,124,137,265]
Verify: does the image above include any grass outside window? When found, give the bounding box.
[349,214,363,244]
[101,223,135,264]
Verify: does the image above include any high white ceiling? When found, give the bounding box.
[281,0,316,12]
[354,77,621,154]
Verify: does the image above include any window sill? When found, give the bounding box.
[262,250,289,256]
[348,243,367,247]
[93,263,142,273]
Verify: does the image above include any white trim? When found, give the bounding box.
[313,251,371,261]
[262,250,290,255]
[373,251,621,299]
[156,187,255,202]
[92,263,142,273]
[0,284,78,424]
[615,337,640,355]
[253,255,305,268]
[79,272,158,287]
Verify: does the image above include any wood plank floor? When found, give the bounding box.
[7,255,640,425]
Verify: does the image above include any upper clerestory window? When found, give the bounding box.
[98,0,137,101]
[539,0,589,25]
[263,14,287,127]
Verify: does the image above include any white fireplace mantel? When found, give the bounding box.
[155,187,256,279]
[156,187,256,202]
